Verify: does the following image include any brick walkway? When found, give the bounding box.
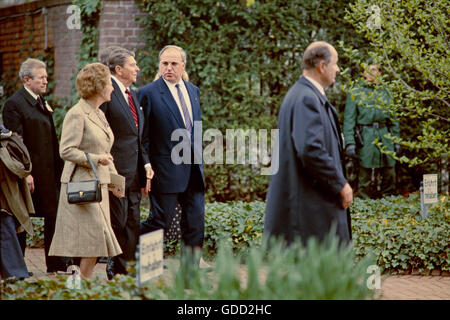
[23,248,450,300]
[24,248,107,280]
[380,275,450,300]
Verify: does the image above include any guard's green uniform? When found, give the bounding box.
[343,84,399,198]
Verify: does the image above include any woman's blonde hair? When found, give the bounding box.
[76,62,110,99]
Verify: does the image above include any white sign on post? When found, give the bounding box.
[138,229,164,286]
[423,174,438,204]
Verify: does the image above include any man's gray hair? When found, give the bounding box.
[19,58,46,82]
[301,44,332,70]
[107,47,135,75]
[158,45,187,64]
[99,45,122,66]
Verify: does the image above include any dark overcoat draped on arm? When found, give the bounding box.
[264,77,352,245]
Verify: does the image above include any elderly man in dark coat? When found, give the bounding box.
[2,58,66,272]
[264,41,353,246]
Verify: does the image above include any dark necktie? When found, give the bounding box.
[175,84,192,134]
[125,89,138,128]
[37,96,45,111]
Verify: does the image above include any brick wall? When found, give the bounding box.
[0,0,82,100]
[0,0,145,103]
[98,0,145,53]
[0,2,47,90]
[48,2,82,99]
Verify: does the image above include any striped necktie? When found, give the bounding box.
[125,88,138,128]
[175,84,192,134]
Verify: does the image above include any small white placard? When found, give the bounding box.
[138,229,164,286]
[423,174,438,204]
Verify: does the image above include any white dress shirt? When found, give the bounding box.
[24,85,52,112]
[303,75,326,97]
[162,78,193,126]
[111,76,151,169]
[24,85,39,100]
[111,75,130,104]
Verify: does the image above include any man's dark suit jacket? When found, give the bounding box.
[100,78,149,188]
[2,86,63,217]
[264,76,352,245]
[138,76,205,193]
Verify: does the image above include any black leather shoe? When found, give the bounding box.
[106,258,115,281]
[46,266,68,273]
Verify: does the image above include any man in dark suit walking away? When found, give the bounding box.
[100,47,153,280]
[2,58,66,273]
[264,41,353,247]
[138,45,205,264]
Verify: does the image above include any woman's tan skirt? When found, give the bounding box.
[49,184,122,258]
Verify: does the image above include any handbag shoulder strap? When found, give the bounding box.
[85,153,100,180]
[69,152,100,182]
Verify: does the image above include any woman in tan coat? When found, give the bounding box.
[49,63,123,279]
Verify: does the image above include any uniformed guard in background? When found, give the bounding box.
[343,64,400,199]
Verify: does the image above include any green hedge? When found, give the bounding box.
[202,194,449,273]
[1,236,375,300]
[28,194,449,274]
[351,194,449,274]
[204,201,265,258]
[134,0,367,202]
[201,195,449,274]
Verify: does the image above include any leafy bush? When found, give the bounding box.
[139,201,265,258]
[342,0,449,167]
[203,201,265,258]
[0,273,153,300]
[168,237,375,300]
[1,236,375,300]
[135,0,367,202]
[351,194,449,274]
[201,194,449,274]
[28,194,449,274]
[27,217,44,248]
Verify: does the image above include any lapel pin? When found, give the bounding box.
[45,101,53,113]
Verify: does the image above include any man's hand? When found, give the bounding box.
[340,182,353,209]
[145,166,154,180]
[141,166,154,194]
[141,179,151,194]
[26,175,35,193]
[111,187,124,198]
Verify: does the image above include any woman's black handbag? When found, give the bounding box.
[67,152,102,204]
